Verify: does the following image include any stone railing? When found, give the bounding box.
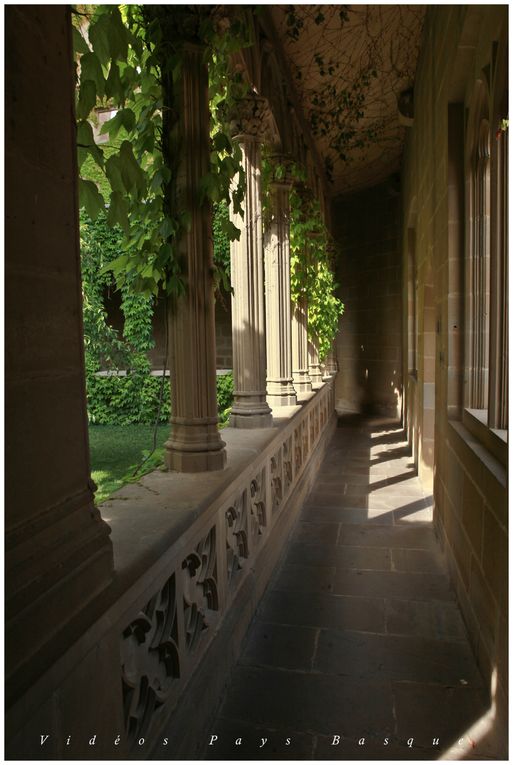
[113,378,336,754]
[6,378,336,759]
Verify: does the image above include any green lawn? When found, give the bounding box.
[89,424,169,504]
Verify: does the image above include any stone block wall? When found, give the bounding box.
[401,6,508,753]
[331,180,403,418]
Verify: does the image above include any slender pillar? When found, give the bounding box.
[308,332,323,388]
[229,95,273,428]
[265,156,297,407]
[292,296,312,393]
[165,44,226,471]
[323,342,338,379]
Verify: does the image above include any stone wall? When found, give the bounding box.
[401,6,508,754]
[331,180,403,418]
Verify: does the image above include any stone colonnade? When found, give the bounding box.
[165,84,331,471]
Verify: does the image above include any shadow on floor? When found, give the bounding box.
[202,416,495,761]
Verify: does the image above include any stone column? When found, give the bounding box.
[322,342,338,379]
[6,5,116,737]
[308,332,323,388]
[229,95,273,428]
[292,295,313,393]
[264,156,297,407]
[165,43,226,471]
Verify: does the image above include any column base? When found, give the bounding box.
[229,411,273,428]
[230,394,273,428]
[293,370,312,393]
[266,379,297,407]
[166,447,227,473]
[165,420,226,473]
[267,393,298,407]
[309,366,323,388]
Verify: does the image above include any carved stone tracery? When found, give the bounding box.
[121,574,180,745]
[182,527,218,653]
[249,468,267,542]
[225,492,248,583]
[270,448,283,513]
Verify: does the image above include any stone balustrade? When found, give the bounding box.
[7,378,336,759]
[114,379,336,754]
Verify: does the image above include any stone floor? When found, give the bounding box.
[204,417,494,761]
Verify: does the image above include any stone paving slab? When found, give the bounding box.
[313,629,484,686]
[384,597,468,641]
[240,621,318,672]
[337,523,439,550]
[203,417,493,761]
[285,541,392,570]
[218,666,395,735]
[258,589,386,632]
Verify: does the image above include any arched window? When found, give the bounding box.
[466,86,491,410]
[464,54,508,457]
[407,228,418,375]
[488,44,508,431]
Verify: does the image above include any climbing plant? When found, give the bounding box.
[261,156,344,361]
[288,181,344,360]
[73,4,249,297]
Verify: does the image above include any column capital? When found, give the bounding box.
[230,94,275,144]
[267,152,295,188]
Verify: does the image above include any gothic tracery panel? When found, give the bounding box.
[121,574,180,745]
[225,491,248,584]
[302,418,309,459]
[249,467,267,543]
[294,425,302,474]
[182,527,218,654]
[283,435,293,495]
[270,448,283,513]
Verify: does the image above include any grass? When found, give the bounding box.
[89,424,169,504]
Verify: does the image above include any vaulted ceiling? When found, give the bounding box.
[270,5,426,197]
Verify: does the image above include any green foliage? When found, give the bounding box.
[261,156,344,361]
[80,208,155,371]
[73,5,249,298]
[212,200,232,292]
[87,363,169,426]
[87,371,233,426]
[216,371,234,426]
[288,180,344,360]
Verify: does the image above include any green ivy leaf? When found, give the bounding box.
[79,179,104,219]
[107,7,129,61]
[107,191,130,234]
[73,26,90,55]
[77,120,104,170]
[105,153,125,193]
[105,61,124,102]
[80,52,105,99]
[88,12,112,67]
[119,140,146,198]
[76,79,96,120]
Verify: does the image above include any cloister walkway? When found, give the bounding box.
[203,416,493,761]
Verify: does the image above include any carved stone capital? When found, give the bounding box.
[230,94,274,143]
[267,152,295,188]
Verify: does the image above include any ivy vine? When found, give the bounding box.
[73,5,249,298]
[261,156,344,361]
